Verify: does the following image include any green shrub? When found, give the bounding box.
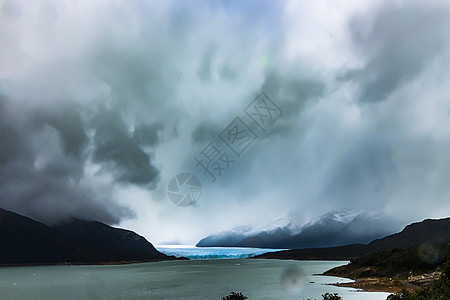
[222,291,248,300]
[322,292,343,300]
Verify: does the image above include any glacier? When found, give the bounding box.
[156,245,284,260]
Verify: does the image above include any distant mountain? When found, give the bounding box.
[254,217,450,260]
[0,208,179,265]
[197,210,396,249]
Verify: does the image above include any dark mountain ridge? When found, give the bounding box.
[255,217,450,260]
[0,208,178,265]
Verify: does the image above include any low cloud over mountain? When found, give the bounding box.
[197,210,400,249]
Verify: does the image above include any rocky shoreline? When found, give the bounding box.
[324,270,442,293]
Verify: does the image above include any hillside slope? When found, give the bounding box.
[255,217,450,260]
[0,208,177,265]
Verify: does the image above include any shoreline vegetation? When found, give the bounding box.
[323,263,450,299]
[322,243,450,294]
[324,271,442,293]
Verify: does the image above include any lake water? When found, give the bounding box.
[0,258,390,300]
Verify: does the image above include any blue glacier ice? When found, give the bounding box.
[156,245,284,260]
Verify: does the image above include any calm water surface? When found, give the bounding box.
[0,259,390,300]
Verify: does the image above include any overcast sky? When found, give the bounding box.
[1,0,450,245]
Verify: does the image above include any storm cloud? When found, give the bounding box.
[0,0,450,246]
[0,98,134,224]
[345,3,450,102]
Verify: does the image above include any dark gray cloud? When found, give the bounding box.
[262,72,325,109]
[345,3,450,102]
[191,120,222,144]
[0,0,183,227]
[197,46,216,81]
[133,122,164,147]
[260,71,325,135]
[92,108,160,187]
[0,91,163,225]
[31,103,88,162]
[0,97,134,224]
